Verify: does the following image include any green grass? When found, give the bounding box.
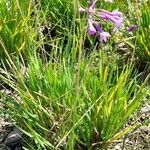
[119,0,150,63]
[0,0,150,149]
[1,51,149,149]
[0,0,32,63]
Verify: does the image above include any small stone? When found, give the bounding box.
[5,129,22,147]
[141,104,150,114]
[114,144,121,150]
[0,144,11,150]
[15,145,23,150]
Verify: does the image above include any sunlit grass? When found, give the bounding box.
[1,49,149,149]
[0,0,150,149]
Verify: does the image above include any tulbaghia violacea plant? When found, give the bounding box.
[79,0,124,43]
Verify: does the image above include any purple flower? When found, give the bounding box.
[88,18,97,35]
[79,7,86,13]
[99,10,123,27]
[127,25,139,32]
[89,0,95,6]
[79,0,124,43]
[88,0,96,14]
[95,23,110,42]
[99,31,110,42]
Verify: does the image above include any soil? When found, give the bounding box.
[0,88,150,150]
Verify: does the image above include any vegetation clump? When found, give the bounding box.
[0,0,150,149]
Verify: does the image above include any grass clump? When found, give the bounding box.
[1,49,149,149]
[0,0,37,67]
[0,0,150,149]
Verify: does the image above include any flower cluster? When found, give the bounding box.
[80,0,124,42]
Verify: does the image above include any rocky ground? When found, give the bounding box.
[0,88,150,150]
[109,103,150,150]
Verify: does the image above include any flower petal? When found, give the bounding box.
[99,10,123,27]
[127,25,139,32]
[95,23,110,42]
[79,7,86,13]
[88,19,97,35]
